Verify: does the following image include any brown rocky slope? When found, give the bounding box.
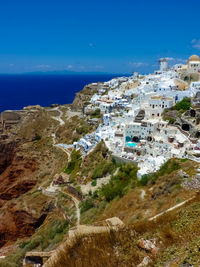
[0,106,69,251]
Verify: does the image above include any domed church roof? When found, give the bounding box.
[188,55,200,63]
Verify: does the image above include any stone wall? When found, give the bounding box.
[1,111,21,124]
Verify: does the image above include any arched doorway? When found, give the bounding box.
[182,124,190,131]
[190,109,196,117]
[147,136,152,142]
[132,136,139,142]
[126,136,132,142]
[195,131,200,138]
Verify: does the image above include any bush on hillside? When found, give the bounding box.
[100,163,138,202]
[64,150,82,174]
[80,199,95,213]
[92,160,114,179]
[174,97,191,112]
[140,159,180,186]
[91,180,97,186]
[162,97,191,123]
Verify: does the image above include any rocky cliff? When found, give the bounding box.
[71,83,101,111]
[0,141,17,176]
[0,106,69,253]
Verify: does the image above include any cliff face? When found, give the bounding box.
[71,83,100,111]
[0,141,17,175]
[0,107,68,250]
[0,206,47,248]
[0,138,41,247]
[0,154,37,201]
[0,136,38,204]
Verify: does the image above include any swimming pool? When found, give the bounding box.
[126,142,136,147]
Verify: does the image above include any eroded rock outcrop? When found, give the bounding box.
[137,239,158,254]
[0,141,17,175]
[0,152,37,202]
[0,205,47,247]
[72,84,100,111]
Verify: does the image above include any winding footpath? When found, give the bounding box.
[140,189,146,200]
[46,108,80,225]
[149,196,194,221]
[50,107,65,126]
[62,190,80,226]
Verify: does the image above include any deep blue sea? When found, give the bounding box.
[0,74,121,113]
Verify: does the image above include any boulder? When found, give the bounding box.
[137,239,158,254]
[105,217,125,229]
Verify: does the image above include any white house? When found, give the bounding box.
[147,95,174,118]
[187,55,200,73]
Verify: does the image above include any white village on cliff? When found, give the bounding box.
[60,55,200,178]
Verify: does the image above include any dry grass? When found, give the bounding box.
[46,193,200,266]
[99,159,198,225]
[55,115,95,144]
[45,160,200,266]
[48,229,148,267]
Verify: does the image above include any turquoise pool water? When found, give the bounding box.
[126,142,136,147]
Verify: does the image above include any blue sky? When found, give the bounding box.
[0,0,200,74]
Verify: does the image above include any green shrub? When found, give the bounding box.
[163,98,191,123]
[140,159,180,186]
[99,163,138,202]
[26,237,41,250]
[174,97,191,112]
[80,199,95,213]
[76,126,89,135]
[91,180,97,186]
[56,221,68,234]
[168,117,175,124]
[159,160,180,176]
[140,174,149,186]
[179,158,188,163]
[19,241,29,249]
[92,160,114,179]
[64,150,82,175]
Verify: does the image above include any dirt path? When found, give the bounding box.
[80,168,119,195]
[140,189,146,200]
[46,111,79,224]
[66,109,82,119]
[71,195,80,226]
[61,190,80,226]
[149,196,194,221]
[43,183,80,226]
[54,143,71,161]
[42,107,80,225]
[80,174,111,195]
[50,107,65,126]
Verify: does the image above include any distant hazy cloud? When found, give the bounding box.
[34,64,51,69]
[89,43,94,47]
[191,39,200,50]
[176,58,187,63]
[67,64,73,69]
[159,57,186,64]
[9,64,14,67]
[79,65,86,70]
[129,61,148,67]
[94,65,104,69]
[164,57,186,63]
[165,57,174,61]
